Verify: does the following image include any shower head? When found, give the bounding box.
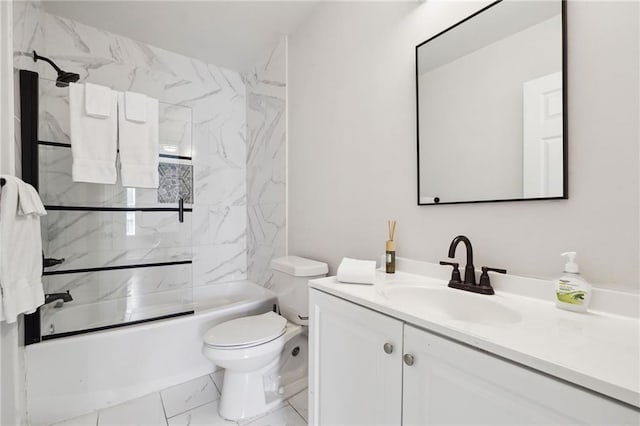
[33,51,80,87]
[57,71,80,87]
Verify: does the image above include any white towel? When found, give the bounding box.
[337,257,377,285]
[17,181,47,216]
[125,91,147,123]
[84,82,112,118]
[118,92,159,188]
[0,176,46,323]
[70,82,118,184]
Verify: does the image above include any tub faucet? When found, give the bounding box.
[448,235,475,285]
[44,291,73,308]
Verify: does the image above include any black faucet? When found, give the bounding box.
[44,291,73,306]
[448,235,476,285]
[440,235,506,295]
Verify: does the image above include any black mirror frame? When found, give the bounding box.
[415,0,568,206]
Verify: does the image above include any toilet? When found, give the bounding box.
[202,256,328,421]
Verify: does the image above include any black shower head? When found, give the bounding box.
[33,50,81,87]
[56,71,80,87]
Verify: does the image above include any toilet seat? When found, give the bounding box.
[204,311,287,349]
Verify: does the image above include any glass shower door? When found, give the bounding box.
[33,75,194,339]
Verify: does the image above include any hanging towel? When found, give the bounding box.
[337,257,377,285]
[17,181,47,216]
[0,176,46,323]
[118,91,159,188]
[84,82,112,118]
[70,82,118,184]
[125,91,147,123]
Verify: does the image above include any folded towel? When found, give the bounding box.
[70,82,118,184]
[125,91,147,123]
[17,180,47,216]
[84,82,112,118]
[0,176,46,323]
[118,92,159,188]
[337,258,377,285]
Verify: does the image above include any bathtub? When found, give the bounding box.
[26,281,277,426]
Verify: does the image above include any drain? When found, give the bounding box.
[292,346,300,357]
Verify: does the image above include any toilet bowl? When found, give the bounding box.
[202,256,328,421]
[203,311,303,420]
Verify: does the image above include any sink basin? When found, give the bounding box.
[379,284,522,325]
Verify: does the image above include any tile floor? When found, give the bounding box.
[51,371,308,426]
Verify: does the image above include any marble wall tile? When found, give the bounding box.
[192,241,246,286]
[244,38,287,287]
[43,210,193,268]
[160,103,193,157]
[39,146,162,208]
[190,205,210,247]
[43,263,192,305]
[12,1,44,72]
[194,159,245,207]
[42,246,192,274]
[210,205,247,245]
[16,4,250,314]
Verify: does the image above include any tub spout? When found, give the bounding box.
[44,291,73,308]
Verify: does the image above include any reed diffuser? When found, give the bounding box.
[386,220,396,273]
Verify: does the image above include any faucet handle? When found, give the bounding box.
[479,266,507,289]
[440,261,462,285]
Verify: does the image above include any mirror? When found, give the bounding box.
[416,0,566,205]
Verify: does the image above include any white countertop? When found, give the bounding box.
[309,268,640,408]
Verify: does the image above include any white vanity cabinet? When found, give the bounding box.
[309,288,640,426]
[402,324,638,425]
[309,288,403,425]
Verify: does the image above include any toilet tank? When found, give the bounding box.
[271,256,328,325]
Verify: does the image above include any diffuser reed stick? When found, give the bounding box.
[388,220,396,242]
[386,220,396,273]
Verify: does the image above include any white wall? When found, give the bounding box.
[1,322,25,426]
[288,1,639,290]
[1,1,27,425]
[1,0,15,176]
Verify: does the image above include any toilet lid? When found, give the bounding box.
[204,311,287,348]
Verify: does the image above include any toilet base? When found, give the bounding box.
[218,358,284,421]
[216,324,304,421]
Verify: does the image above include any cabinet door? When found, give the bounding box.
[403,324,639,426]
[309,289,403,425]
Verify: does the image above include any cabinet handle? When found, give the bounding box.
[383,343,394,354]
[403,353,415,366]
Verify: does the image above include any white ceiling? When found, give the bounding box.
[42,1,320,72]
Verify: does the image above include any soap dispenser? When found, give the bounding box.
[554,252,592,312]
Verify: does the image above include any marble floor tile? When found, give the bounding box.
[51,376,307,426]
[161,375,220,418]
[287,390,308,422]
[98,393,166,426]
[167,401,235,426]
[50,411,98,426]
[240,405,305,426]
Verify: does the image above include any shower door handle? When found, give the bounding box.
[178,198,184,223]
